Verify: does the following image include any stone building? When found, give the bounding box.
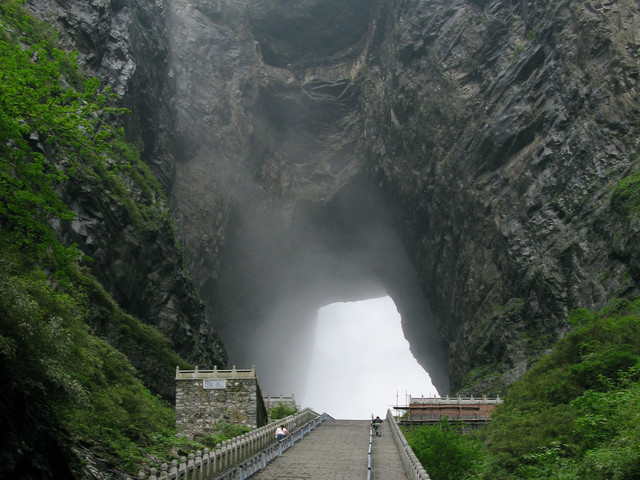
[175,366,268,439]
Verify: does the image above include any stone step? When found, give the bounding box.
[249,419,409,479]
[371,422,411,480]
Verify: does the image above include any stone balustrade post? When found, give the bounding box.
[195,450,202,480]
[219,441,225,469]
[209,445,218,473]
[158,463,168,480]
[202,449,210,477]
[178,456,186,479]
[232,440,238,464]
[213,444,221,473]
[186,452,194,479]
[221,444,228,469]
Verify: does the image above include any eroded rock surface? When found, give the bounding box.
[27,0,640,396]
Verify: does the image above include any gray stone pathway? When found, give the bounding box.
[249,419,409,480]
[371,424,410,480]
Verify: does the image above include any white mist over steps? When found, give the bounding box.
[300,296,438,419]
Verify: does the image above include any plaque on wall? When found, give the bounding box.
[203,379,227,390]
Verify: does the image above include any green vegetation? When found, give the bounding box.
[4,0,640,477]
[200,422,252,448]
[611,167,640,217]
[404,298,640,480]
[270,403,299,420]
[0,237,188,474]
[0,2,243,476]
[461,364,501,390]
[461,298,530,393]
[403,421,486,480]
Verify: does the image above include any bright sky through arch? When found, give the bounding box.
[300,296,438,419]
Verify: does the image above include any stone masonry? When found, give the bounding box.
[175,366,268,440]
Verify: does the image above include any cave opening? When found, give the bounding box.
[214,177,450,414]
[301,296,438,419]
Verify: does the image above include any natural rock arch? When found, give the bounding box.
[213,176,450,397]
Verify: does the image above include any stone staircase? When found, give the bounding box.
[132,411,429,479]
[250,418,414,480]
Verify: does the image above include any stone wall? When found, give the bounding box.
[175,367,268,440]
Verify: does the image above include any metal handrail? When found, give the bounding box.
[367,425,373,480]
[131,408,324,480]
[215,412,333,480]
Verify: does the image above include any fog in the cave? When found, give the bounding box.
[301,297,438,419]
[214,177,450,411]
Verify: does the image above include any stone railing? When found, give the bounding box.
[386,410,431,480]
[408,395,503,405]
[132,408,322,480]
[265,393,296,410]
[175,365,256,380]
[215,412,332,480]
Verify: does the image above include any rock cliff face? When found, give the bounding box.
[27,0,640,395]
[25,0,227,396]
[362,0,640,391]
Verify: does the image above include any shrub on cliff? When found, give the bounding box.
[0,1,204,476]
[405,298,640,480]
[403,421,486,480]
[270,403,299,420]
[478,297,640,479]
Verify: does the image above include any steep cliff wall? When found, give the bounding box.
[25,0,227,394]
[359,0,640,391]
[26,0,640,396]
[162,0,640,394]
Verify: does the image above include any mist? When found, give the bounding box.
[214,177,450,408]
[301,297,438,419]
[161,0,451,412]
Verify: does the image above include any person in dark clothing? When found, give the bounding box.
[371,416,383,436]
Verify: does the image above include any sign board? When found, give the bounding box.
[203,379,227,390]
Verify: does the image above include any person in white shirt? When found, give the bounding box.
[275,426,289,441]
